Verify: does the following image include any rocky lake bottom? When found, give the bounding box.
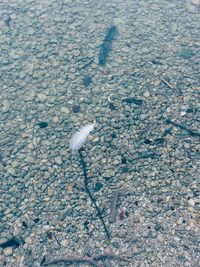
[0,0,200,266]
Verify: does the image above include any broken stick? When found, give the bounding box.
[41,256,98,266]
[109,190,119,223]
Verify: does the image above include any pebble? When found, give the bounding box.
[1,2,199,267]
[191,0,199,5]
[60,239,68,247]
[188,199,195,206]
[60,107,69,114]
[3,247,13,256]
[6,167,16,176]
[2,100,10,113]
[47,187,54,196]
[37,93,47,102]
[24,236,33,245]
[55,156,62,165]
[143,91,150,97]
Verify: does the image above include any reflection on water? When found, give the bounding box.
[0,0,200,266]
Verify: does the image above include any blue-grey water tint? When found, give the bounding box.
[1,0,200,266]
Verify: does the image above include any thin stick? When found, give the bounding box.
[161,78,176,90]
[166,118,200,138]
[78,149,110,240]
[94,253,131,263]
[109,191,119,223]
[41,256,98,266]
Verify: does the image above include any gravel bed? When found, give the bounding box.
[0,0,200,266]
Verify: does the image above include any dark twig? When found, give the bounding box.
[78,149,110,240]
[166,118,200,138]
[41,254,131,266]
[93,253,131,263]
[41,256,98,266]
[109,191,119,223]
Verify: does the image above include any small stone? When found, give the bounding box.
[3,247,13,256]
[60,107,69,114]
[143,91,150,97]
[24,90,35,101]
[55,156,62,165]
[2,99,10,113]
[67,185,73,193]
[60,239,68,247]
[24,156,35,164]
[48,187,54,196]
[72,104,81,113]
[24,236,33,245]
[191,0,199,5]
[37,93,47,102]
[83,75,92,87]
[152,80,161,86]
[52,116,59,123]
[7,167,16,176]
[38,121,48,128]
[186,4,196,13]
[188,199,195,206]
[94,182,103,192]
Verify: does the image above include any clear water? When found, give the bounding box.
[0,0,200,266]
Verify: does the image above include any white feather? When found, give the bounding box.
[69,123,95,150]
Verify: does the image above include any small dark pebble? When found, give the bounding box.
[67,225,77,233]
[94,181,103,192]
[33,218,40,223]
[5,16,12,27]
[178,255,185,262]
[187,108,197,113]
[163,128,172,136]
[119,209,124,220]
[72,104,81,113]
[83,221,90,231]
[151,59,162,65]
[83,75,92,87]
[38,122,48,128]
[122,98,143,106]
[122,166,129,173]
[111,132,117,139]
[22,221,28,229]
[144,139,152,144]
[192,189,199,197]
[108,102,116,110]
[154,223,162,232]
[121,157,127,164]
[154,138,165,145]
[47,231,53,240]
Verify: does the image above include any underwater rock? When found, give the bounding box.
[83,75,92,87]
[72,104,81,113]
[38,121,48,128]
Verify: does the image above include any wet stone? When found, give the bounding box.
[83,75,92,87]
[94,181,103,192]
[72,104,81,113]
[38,121,48,128]
[3,247,13,256]
[2,100,11,113]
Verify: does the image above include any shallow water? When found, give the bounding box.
[0,0,200,266]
